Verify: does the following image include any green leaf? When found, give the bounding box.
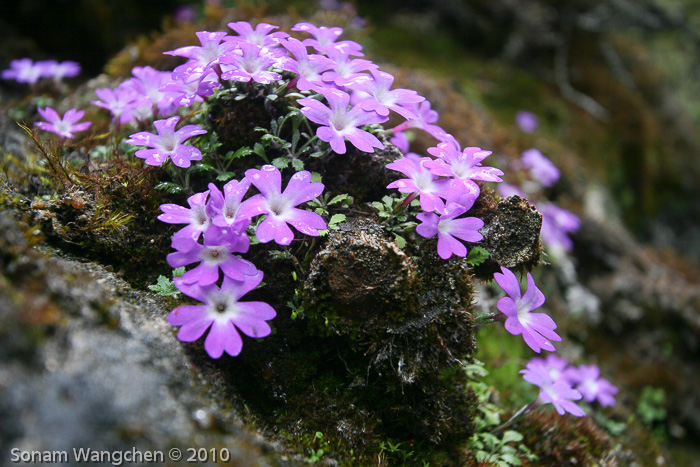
[467,246,490,266]
[268,250,291,260]
[328,193,351,206]
[154,182,185,195]
[191,163,216,173]
[328,213,346,229]
[291,158,305,171]
[272,157,290,169]
[311,172,323,183]
[253,143,268,161]
[499,453,522,465]
[501,431,523,444]
[172,267,186,278]
[394,234,407,248]
[232,146,253,159]
[371,201,385,212]
[216,172,238,182]
[148,275,180,297]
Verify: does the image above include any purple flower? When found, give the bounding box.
[278,37,336,91]
[539,202,581,253]
[239,165,326,245]
[321,49,377,88]
[390,131,410,153]
[292,22,364,56]
[166,233,257,286]
[521,148,560,187]
[348,69,424,119]
[386,155,450,212]
[35,107,91,139]
[158,191,212,241]
[167,271,276,358]
[125,116,207,168]
[2,58,43,84]
[40,60,81,81]
[166,31,235,83]
[225,21,289,55]
[494,267,561,353]
[207,179,252,231]
[160,73,219,107]
[566,364,618,407]
[425,142,504,200]
[92,84,151,125]
[129,66,180,117]
[219,43,282,84]
[497,183,526,199]
[392,100,449,141]
[416,202,484,259]
[298,87,387,154]
[516,110,538,134]
[521,359,585,416]
[533,354,572,382]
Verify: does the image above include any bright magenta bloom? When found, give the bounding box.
[415,202,484,259]
[239,165,326,245]
[386,154,450,212]
[349,69,424,120]
[298,88,387,154]
[219,43,282,84]
[291,22,364,56]
[494,267,561,353]
[126,116,207,168]
[158,191,212,241]
[425,142,503,199]
[35,107,91,139]
[168,271,276,359]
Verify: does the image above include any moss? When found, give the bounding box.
[206,89,291,154]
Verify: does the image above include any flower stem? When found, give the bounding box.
[489,400,539,434]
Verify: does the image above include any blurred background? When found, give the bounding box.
[2,0,700,465]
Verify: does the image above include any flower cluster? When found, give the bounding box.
[385,132,503,259]
[159,165,326,358]
[87,20,427,158]
[498,115,580,254]
[2,58,80,85]
[521,354,618,416]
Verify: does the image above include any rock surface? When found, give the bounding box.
[0,211,299,467]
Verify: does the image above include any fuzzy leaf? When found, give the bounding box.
[148,275,180,297]
[291,158,305,171]
[467,246,490,266]
[272,157,290,169]
[329,213,346,229]
[172,267,186,278]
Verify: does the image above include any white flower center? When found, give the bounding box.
[267,194,291,217]
[330,109,354,133]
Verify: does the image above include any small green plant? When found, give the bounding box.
[636,386,666,426]
[465,360,538,466]
[303,431,328,464]
[148,267,185,297]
